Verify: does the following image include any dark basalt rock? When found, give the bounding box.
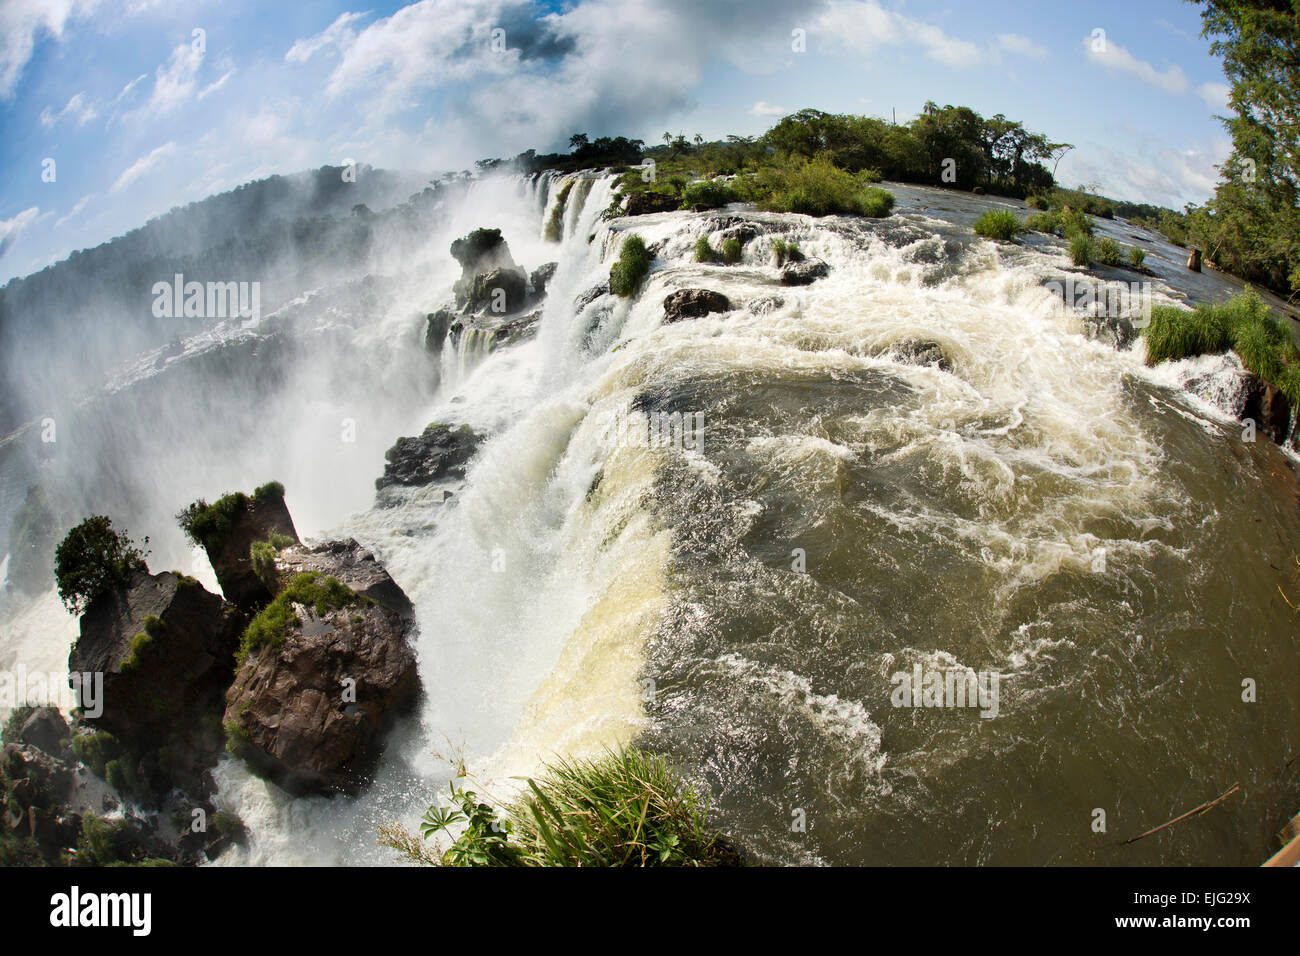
[223,598,419,796]
[273,539,414,621]
[199,489,300,611]
[780,258,830,286]
[575,283,610,311]
[450,228,517,275]
[663,289,732,323]
[530,262,558,297]
[748,295,786,315]
[1080,315,1137,350]
[1245,377,1292,444]
[713,221,764,245]
[68,568,244,796]
[18,707,69,758]
[376,423,483,490]
[497,309,543,347]
[424,308,454,353]
[625,191,679,216]
[457,266,529,315]
[889,339,952,371]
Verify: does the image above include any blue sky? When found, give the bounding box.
[0,0,1233,284]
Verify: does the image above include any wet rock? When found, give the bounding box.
[1187,247,1202,272]
[223,592,419,796]
[18,707,69,758]
[1245,378,1292,444]
[457,266,529,315]
[663,289,732,323]
[780,258,830,286]
[889,339,952,371]
[272,539,414,621]
[530,262,558,297]
[1080,315,1136,350]
[624,191,679,216]
[424,308,454,354]
[68,568,244,794]
[189,485,300,611]
[748,295,786,315]
[497,309,543,347]
[450,228,517,276]
[376,423,482,490]
[575,283,610,311]
[713,221,764,246]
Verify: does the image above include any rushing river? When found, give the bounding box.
[3,171,1299,865]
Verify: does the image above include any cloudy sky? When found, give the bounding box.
[0,0,1233,283]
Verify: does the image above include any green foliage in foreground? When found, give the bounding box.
[609,234,653,296]
[236,572,366,667]
[972,209,1022,241]
[1069,232,1094,267]
[1095,237,1124,267]
[54,516,150,615]
[771,238,804,266]
[177,481,284,549]
[1143,289,1300,405]
[379,749,745,867]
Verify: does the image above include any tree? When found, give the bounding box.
[1191,0,1300,294]
[569,133,589,151]
[53,516,149,615]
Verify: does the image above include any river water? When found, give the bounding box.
[3,172,1298,865]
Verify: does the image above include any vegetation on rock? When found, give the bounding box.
[53,516,149,614]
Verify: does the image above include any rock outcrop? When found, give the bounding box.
[530,262,558,298]
[780,258,831,286]
[376,423,482,490]
[625,191,679,216]
[272,539,414,620]
[185,484,300,610]
[663,289,733,323]
[424,308,454,353]
[458,267,529,315]
[223,583,419,796]
[889,339,952,371]
[68,567,244,794]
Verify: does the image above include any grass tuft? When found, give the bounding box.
[609,234,653,296]
[972,209,1022,241]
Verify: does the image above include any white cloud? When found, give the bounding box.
[0,206,41,259]
[816,0,984,69]
[55,195,91,227]
[198,69,234,100]
[1197,81,1231,112]
[110,142,177,193]
[39,91,98,127]
[750,101,787,117]
[0,0,101,99]
[285,11,371,64]
[146,42,204,115]
[1082,35,1187,94]
[116,72,148,102]
[998,33,1047,60]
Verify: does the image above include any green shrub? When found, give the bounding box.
[544,181,574,242]
[380,748,744,867]
[1142,290,1300,404]
[679,179,734,209]
[70,731,121,779]
[1027,194,1049,210]
[720,237,743,264]
[972,209,1022,241]
[237,572,367,667]
[1095,237,1123,266]
[771,238,804,266]
[1128,246,1147,269]
[53,516,150,615]
[609,234,653,297]
[121,615,166,673]
[1023,211,1060,234]
[757,156,893,217]
[1,706,36,745]
[178,482,284,549]
[693,236,716,263]
[249,537,290,588]
[1069,232,1094,267]
[1061,210,1095,238]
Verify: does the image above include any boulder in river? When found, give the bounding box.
[68,567,244,795]
[663,289,732,323]
[376,423,482,490]
[889,339,952,371]
[458,266,529,315]
[17,707,69,758]
[1080,314,1137,350]
[450,227,517,276]
[780,258,830,286]
[1245,377,1292,444]
[180,482,300,611]
[530,262,558,297]
[271,539,414,621]
[222,573,420,795]
[624,191,679,216]
[424,308,454,354]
